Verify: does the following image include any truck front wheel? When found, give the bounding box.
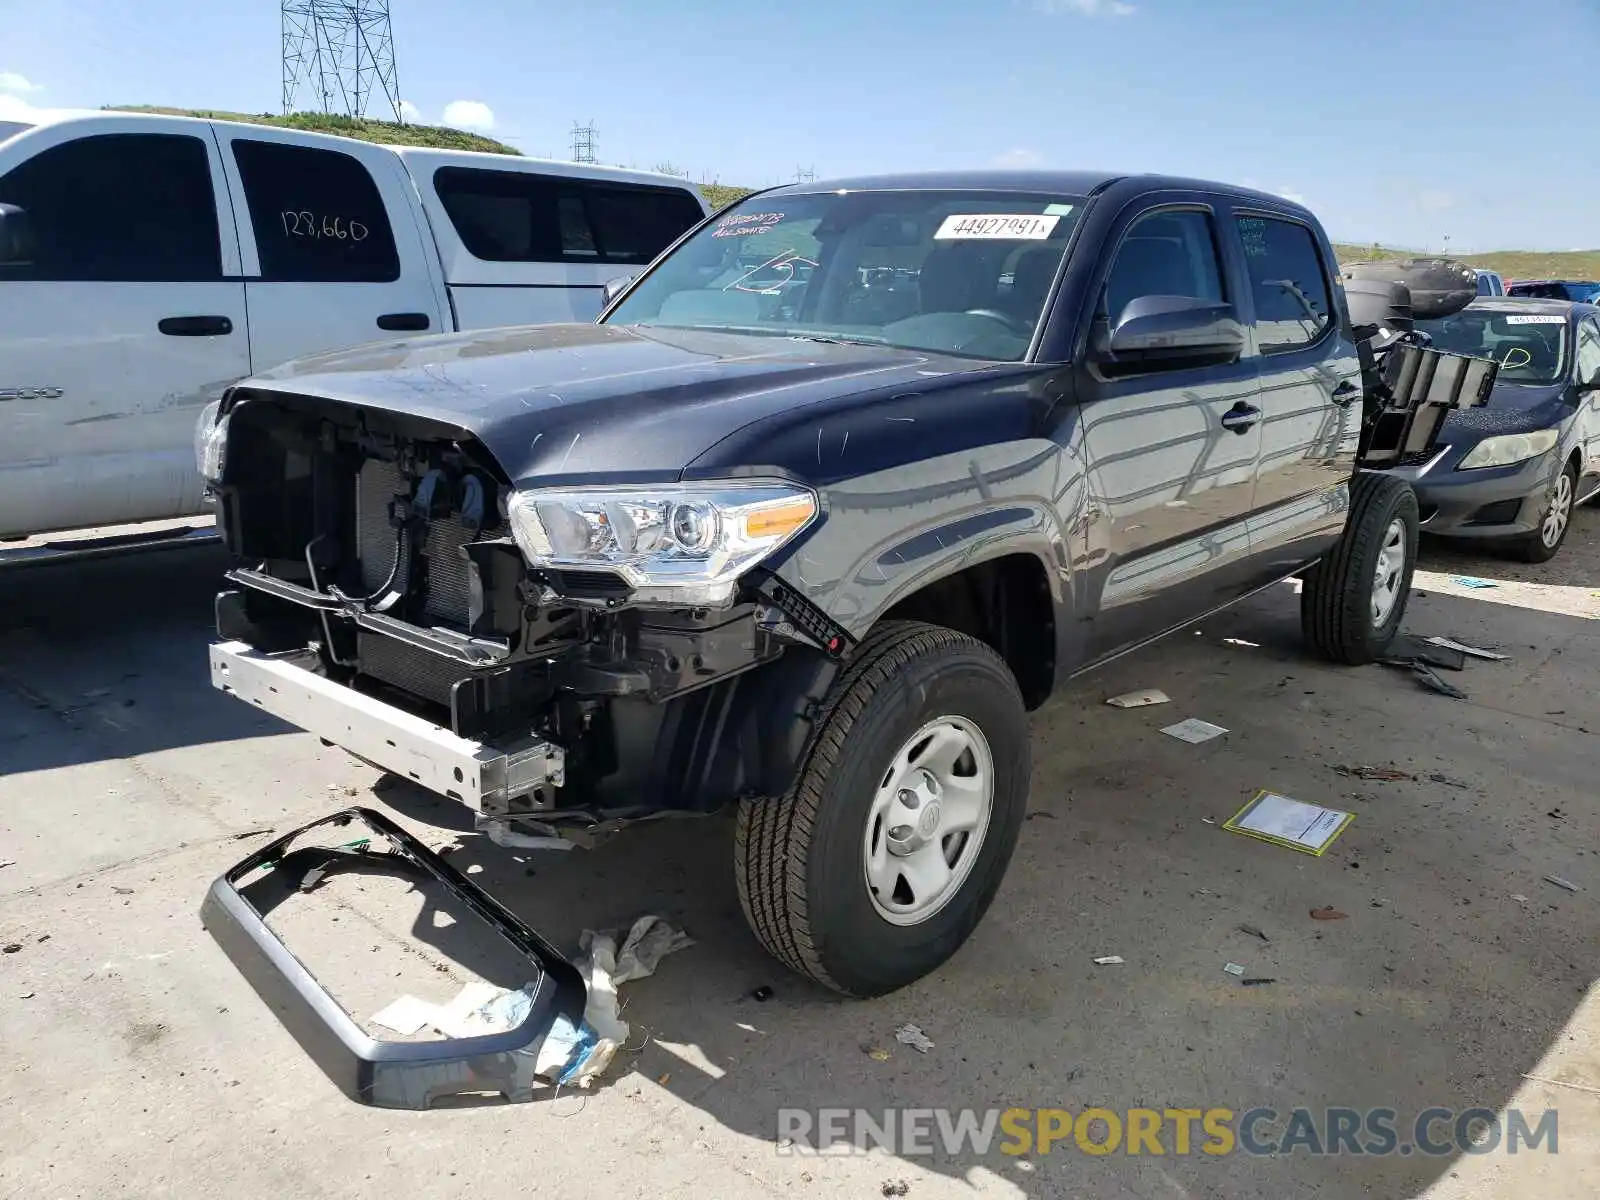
[1300,472,1419,665]
[734,621,1030,997]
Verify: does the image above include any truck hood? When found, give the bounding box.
[240,323,994,484]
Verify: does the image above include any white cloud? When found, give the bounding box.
[1416,189,1453,212]
[0,72,40,93]
[992,147,1045,169]
[397,99,422,124]
[441,100,495,131]
[1275,185,1308,206]
[1033,0,1135,16]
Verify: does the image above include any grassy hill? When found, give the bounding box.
[1335,242,1600,282]
[108,106,521,155]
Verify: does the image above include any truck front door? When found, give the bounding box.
[0,122,249,537]
[1067,202,1265,662]
[213,129,446,373]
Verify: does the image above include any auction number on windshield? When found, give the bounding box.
[934,213,1060,241]
[279,211,371,242]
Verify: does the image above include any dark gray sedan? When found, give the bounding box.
[1388,297,1600,562]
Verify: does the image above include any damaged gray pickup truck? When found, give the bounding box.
[200,172,1492,1037]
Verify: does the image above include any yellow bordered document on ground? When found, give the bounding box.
[1223,790,1354,856]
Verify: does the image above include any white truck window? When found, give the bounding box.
[0,133,221,281]
[232,139,401,283]
[432,167,703,266]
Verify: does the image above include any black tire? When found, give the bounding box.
[734,621,1030,997]
[1301,472,1419,665]
[1508,460,1577,564]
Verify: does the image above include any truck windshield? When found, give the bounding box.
[1417,310,1569,385]
[603,189,1085,361]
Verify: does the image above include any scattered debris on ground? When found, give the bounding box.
[110,886,134,895]
[231,827,275,840]
[2,942,21,954]
[881,1180,911,1197]
[1161,718,1228,744]
[1223,962,1245,976]
[1544,875,1580,893]
[1236,924,1270,942]
[750,985,774,1002]
[1512,894,1530,904]
[1092,955,1124,965]
[1429,774,1469,789]
[1451,576,1498,589]
[865,1046,890,1062]
[1334,765,1414,782]
[1241,978,1276,987]
[894,1023,935,1053]
[1410,663,1468,700]
[1381,634,1467,671]
[1310,906,1349,921]
[1107,688,1170,708]
[1424,635,1509,661]
[0,859,14,869]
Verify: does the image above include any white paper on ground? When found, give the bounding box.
[1234,792,1351,852]
[1107,688,1170,708]
[370,995,437,1036]
[1161,718,1229,744]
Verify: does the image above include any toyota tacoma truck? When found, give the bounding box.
[200,171,1492,1010]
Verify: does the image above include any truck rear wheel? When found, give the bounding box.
[1300,472,1419,665]
[734,621,1030,997]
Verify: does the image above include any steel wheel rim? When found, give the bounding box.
[863,716,995,927]
[1371,517,1406,628]
[1542,472,1573,548]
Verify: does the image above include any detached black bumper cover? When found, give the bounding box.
[200,807,586,1109]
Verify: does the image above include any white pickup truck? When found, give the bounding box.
[0,111,709,542]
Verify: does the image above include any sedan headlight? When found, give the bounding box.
[194,399,229,483]
[1457,429,1558,470]
[506,482,819,606]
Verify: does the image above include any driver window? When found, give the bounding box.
[1100,210,1224,326]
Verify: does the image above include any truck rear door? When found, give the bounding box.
[0,117,250,536]
[213,127,446,371]
[1228,210,1361,588]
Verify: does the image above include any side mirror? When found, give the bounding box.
[602,274,636,306]
[0,203,35,265]
[1105,295,1245,364]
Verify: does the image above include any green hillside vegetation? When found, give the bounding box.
[108,106,520,155]
[1335,243,1600,282]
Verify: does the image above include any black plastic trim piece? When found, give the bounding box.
[200,807,586,1109]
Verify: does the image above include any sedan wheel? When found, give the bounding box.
[1511,461,1577,563]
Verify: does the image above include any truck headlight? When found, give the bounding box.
[506,482,819,606]
[1457,429,1558,470]
[194,399,229,483]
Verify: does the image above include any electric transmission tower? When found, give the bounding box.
[570,121,597,164]
[281,1,403,122]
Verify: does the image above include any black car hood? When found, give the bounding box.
[1441,380,1573,443]
[240,323,991,484]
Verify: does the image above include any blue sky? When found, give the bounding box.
[0,0,1590,251]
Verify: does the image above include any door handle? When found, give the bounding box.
[376,312,431,332]
[1332,381,1361,408]
[1219,402,1261,434]
[159,315,233,337]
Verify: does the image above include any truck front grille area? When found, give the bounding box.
[356,458,490,629]
[356,631,473,707]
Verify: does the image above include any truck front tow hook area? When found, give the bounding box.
[199,807,586,1110]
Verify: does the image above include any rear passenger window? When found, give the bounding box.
[1101,209,1225,325]
[0,133,221,282]
[232,140,400,283]
[1237,216,1333,352]
[433,167,703,266]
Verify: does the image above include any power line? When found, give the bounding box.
[281,1,403,122]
